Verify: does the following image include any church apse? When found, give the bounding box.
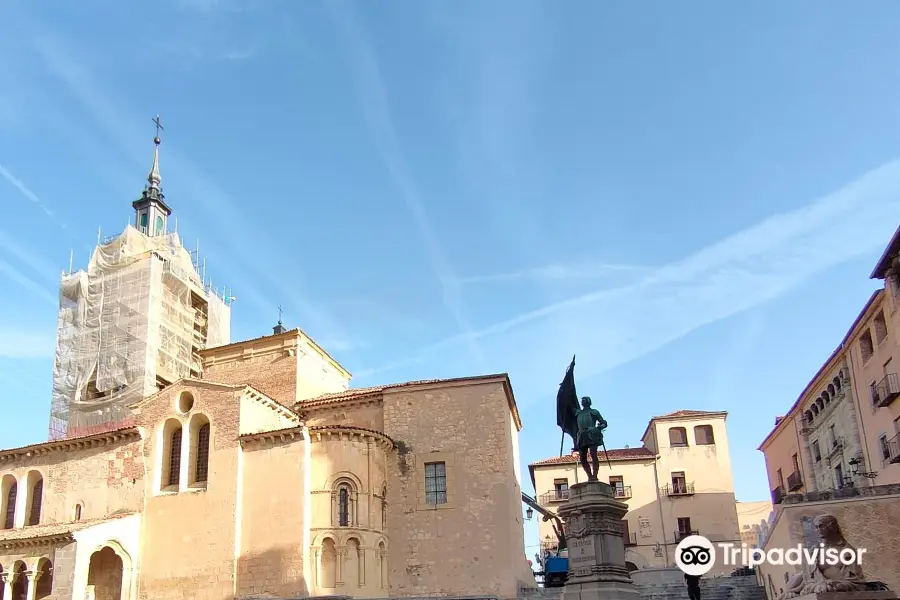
[308,427,393,598]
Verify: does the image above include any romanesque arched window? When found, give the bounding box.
[338,486,350,526]
[3,480,17,529]
[27,474,43,526]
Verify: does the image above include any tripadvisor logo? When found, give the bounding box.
[675,535,866,576]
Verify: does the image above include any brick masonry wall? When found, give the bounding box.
[135,382,242,600]
[204,352,298,407]
[0,436,144,526]
[382,381,526,598]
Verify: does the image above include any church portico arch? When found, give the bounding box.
[86,544,131,600]
[310,530,388,597]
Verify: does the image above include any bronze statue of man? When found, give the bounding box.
[575,396,607,481]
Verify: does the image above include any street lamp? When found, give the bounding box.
[848,458,877,479]
[526,507,534,520]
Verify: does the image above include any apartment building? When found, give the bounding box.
[758,224,900,501]
[529,410,742,575]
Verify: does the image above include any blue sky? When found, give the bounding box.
[3,0,900,555]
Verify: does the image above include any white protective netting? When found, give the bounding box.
[49,225,231,440]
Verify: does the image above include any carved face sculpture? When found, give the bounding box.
[813,515,841,543]
[581,396,592,409]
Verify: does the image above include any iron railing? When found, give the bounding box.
[873,374,900,408]
[888,432,900,464]
[787,470,803,492]
[613,486,632,499]
[538,490,569,504]
[771,485,785,504]
[662,482,695,496]
[675,529,699,542]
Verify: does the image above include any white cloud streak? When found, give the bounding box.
[458,263,650,285]
[360,157,900,388]
[327,2,486,370]
[0,163,68,231]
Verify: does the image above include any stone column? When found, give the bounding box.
[558,481,640,600]
[313,547,321,588]
[358,547,366,586]
[335,547,345,586]
[25,570,38,600]
[1,572,12,600]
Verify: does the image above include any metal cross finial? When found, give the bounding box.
[277,304,283,324]
[152,115,164,139]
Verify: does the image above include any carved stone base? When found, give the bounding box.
[559,481,640,600]
[792,593,896,600]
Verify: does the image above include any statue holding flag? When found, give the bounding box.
[556,356,611,481]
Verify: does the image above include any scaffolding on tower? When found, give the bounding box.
[48,225,232,441]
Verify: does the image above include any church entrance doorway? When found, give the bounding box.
[87,547,123,600]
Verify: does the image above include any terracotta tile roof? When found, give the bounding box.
[870,223,900,279]
[653,410,727,419]
[529,447,655,467]
[0,511,137,544]
[0,428,140,462]
[298,373,512,408]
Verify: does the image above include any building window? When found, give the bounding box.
[791,454,800,473]
[669,427,688,447]
[195,422,210,484]
[338,485,350,526]
[874,311,888,343]
[880,435,891,461]
[424,462,447,505]
[168,427,183,488]
[3,481,16,529]
[812,440,821,462]
[155,215,164,235]
[27,477,43,526]
[553,478,569,500]
[860,330,874,363]
[776,468,784,489]
[828,424,838,448]
[694,425,715,445]
[74,503,83,521]
[609,475,626,497]
[381,485,387,529]
[834,464,844,489]
[671,471,687,493]
[139,213,148,231]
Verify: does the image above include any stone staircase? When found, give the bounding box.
[521,574,767,600]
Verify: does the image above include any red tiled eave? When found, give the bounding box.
[530,447,655,467]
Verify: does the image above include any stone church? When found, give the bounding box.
[0,131,535,600]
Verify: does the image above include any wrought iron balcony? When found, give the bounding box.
[873,374,900,408]
[888,432,900,465]
[613,486,632,500]
[538,490,569,504]
[787,470,803,492]
[771,485,785,504]
[662,482,694,497]
[675,529,699,542]
[624,532,637,546]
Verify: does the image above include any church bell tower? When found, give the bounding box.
[132,115,172,236]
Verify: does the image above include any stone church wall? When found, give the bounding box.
[382,380,530,598]
[135,382,243,600]
[239,436,309,598]
[203,346,299,407]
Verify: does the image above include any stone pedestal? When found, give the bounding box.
[793,593,896,600]
[559,481,640,600]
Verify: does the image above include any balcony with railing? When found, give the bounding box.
[662,482,695,497]
[873,374,900,408]
[787,470,803,492]
[624,532,637,546]
[613,486,632,500]
[675,529,699,542]
[538,489,569,504]
[888,433,900,464]
[771,485,785,504]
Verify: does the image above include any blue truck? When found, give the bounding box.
[522,492,568,587]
